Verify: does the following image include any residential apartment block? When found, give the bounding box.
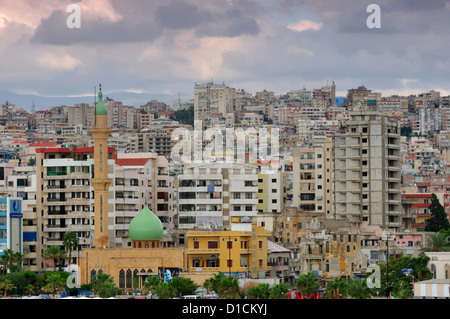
[333,112,402,231]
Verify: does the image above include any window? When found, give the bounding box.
[227,260,233,268]
[259,241,263,249]
[194,241,199,249]
[208,241,218,249]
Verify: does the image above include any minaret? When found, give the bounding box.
[90,84,112,248]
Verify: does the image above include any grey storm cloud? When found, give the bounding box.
[31,0,260,45]
[31,9,162,45]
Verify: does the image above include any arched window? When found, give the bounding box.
[90,270,96,284]
[126,269,132,288]
[145,241,149,248]
[430,264,437,279]
[445,264,450,279]
[133,269,139,289]
[119,269,125,289]
[139,241,142,248]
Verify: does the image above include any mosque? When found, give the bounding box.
[78,86,272,291]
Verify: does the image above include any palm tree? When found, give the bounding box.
[10,251,24,272]
[324,278,347,299]
[0,249,14,275]
[268,283,290,299]
[43,273,66,299]
[296,272,320,299]
[63,232,79,267]
[43,245,66,271]
[425,232,450,252]
[24,284,35,296]
[0,278,15,298]
[143,275,161,295]
[347,279,373,299]
[92,273,120,298]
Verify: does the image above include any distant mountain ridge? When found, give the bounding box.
[0,89,191,111]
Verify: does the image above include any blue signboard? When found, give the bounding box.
[10,199,22,218]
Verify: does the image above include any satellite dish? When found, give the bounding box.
[242,216,250,223]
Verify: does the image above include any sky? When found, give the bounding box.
[1,0,450,102]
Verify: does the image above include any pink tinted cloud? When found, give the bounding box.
[287,19,323,32]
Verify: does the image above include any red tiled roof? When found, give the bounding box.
[115,158,151,166]
[12,140,30,145]
[36,146,115,154]
[30,142,59,147]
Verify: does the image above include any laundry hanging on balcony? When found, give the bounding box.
[207,184,215,192]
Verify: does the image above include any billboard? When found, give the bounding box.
[9,199,22,218]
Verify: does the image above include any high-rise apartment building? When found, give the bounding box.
[177,163,259,244]
[114,153,175,247]
[194,82,234,122]
[333,112,402,231]
[35,145,116,269]
[292,140,333,218]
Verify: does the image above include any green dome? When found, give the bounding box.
[95,89,108,116]
[129,207,163,240]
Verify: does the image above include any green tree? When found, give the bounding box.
[143,275,161,295]
[155,282,176,299]
[408,253,432,282]
[0,249,13,275]
[324,278,348,299]
[425,194,450,232]
[0,278,15,298]
[247,283,270,299]
[268,283,290,299]
[169,107,194,126]
[6,270,39,296]
[24,284,35,296]
[296,272,320,299]
[91,273,120,298]
[169,276,198,297]
[392,281,413,299]
[400,126,413,138]
[43,245,66,271]
[43,273,66,299]
[425,232,450,252]
[347,279,373,299]
[204,273,240,299]
[63,231,79,266]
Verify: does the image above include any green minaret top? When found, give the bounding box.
[129,206,163,241]
[95,84,108,116]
